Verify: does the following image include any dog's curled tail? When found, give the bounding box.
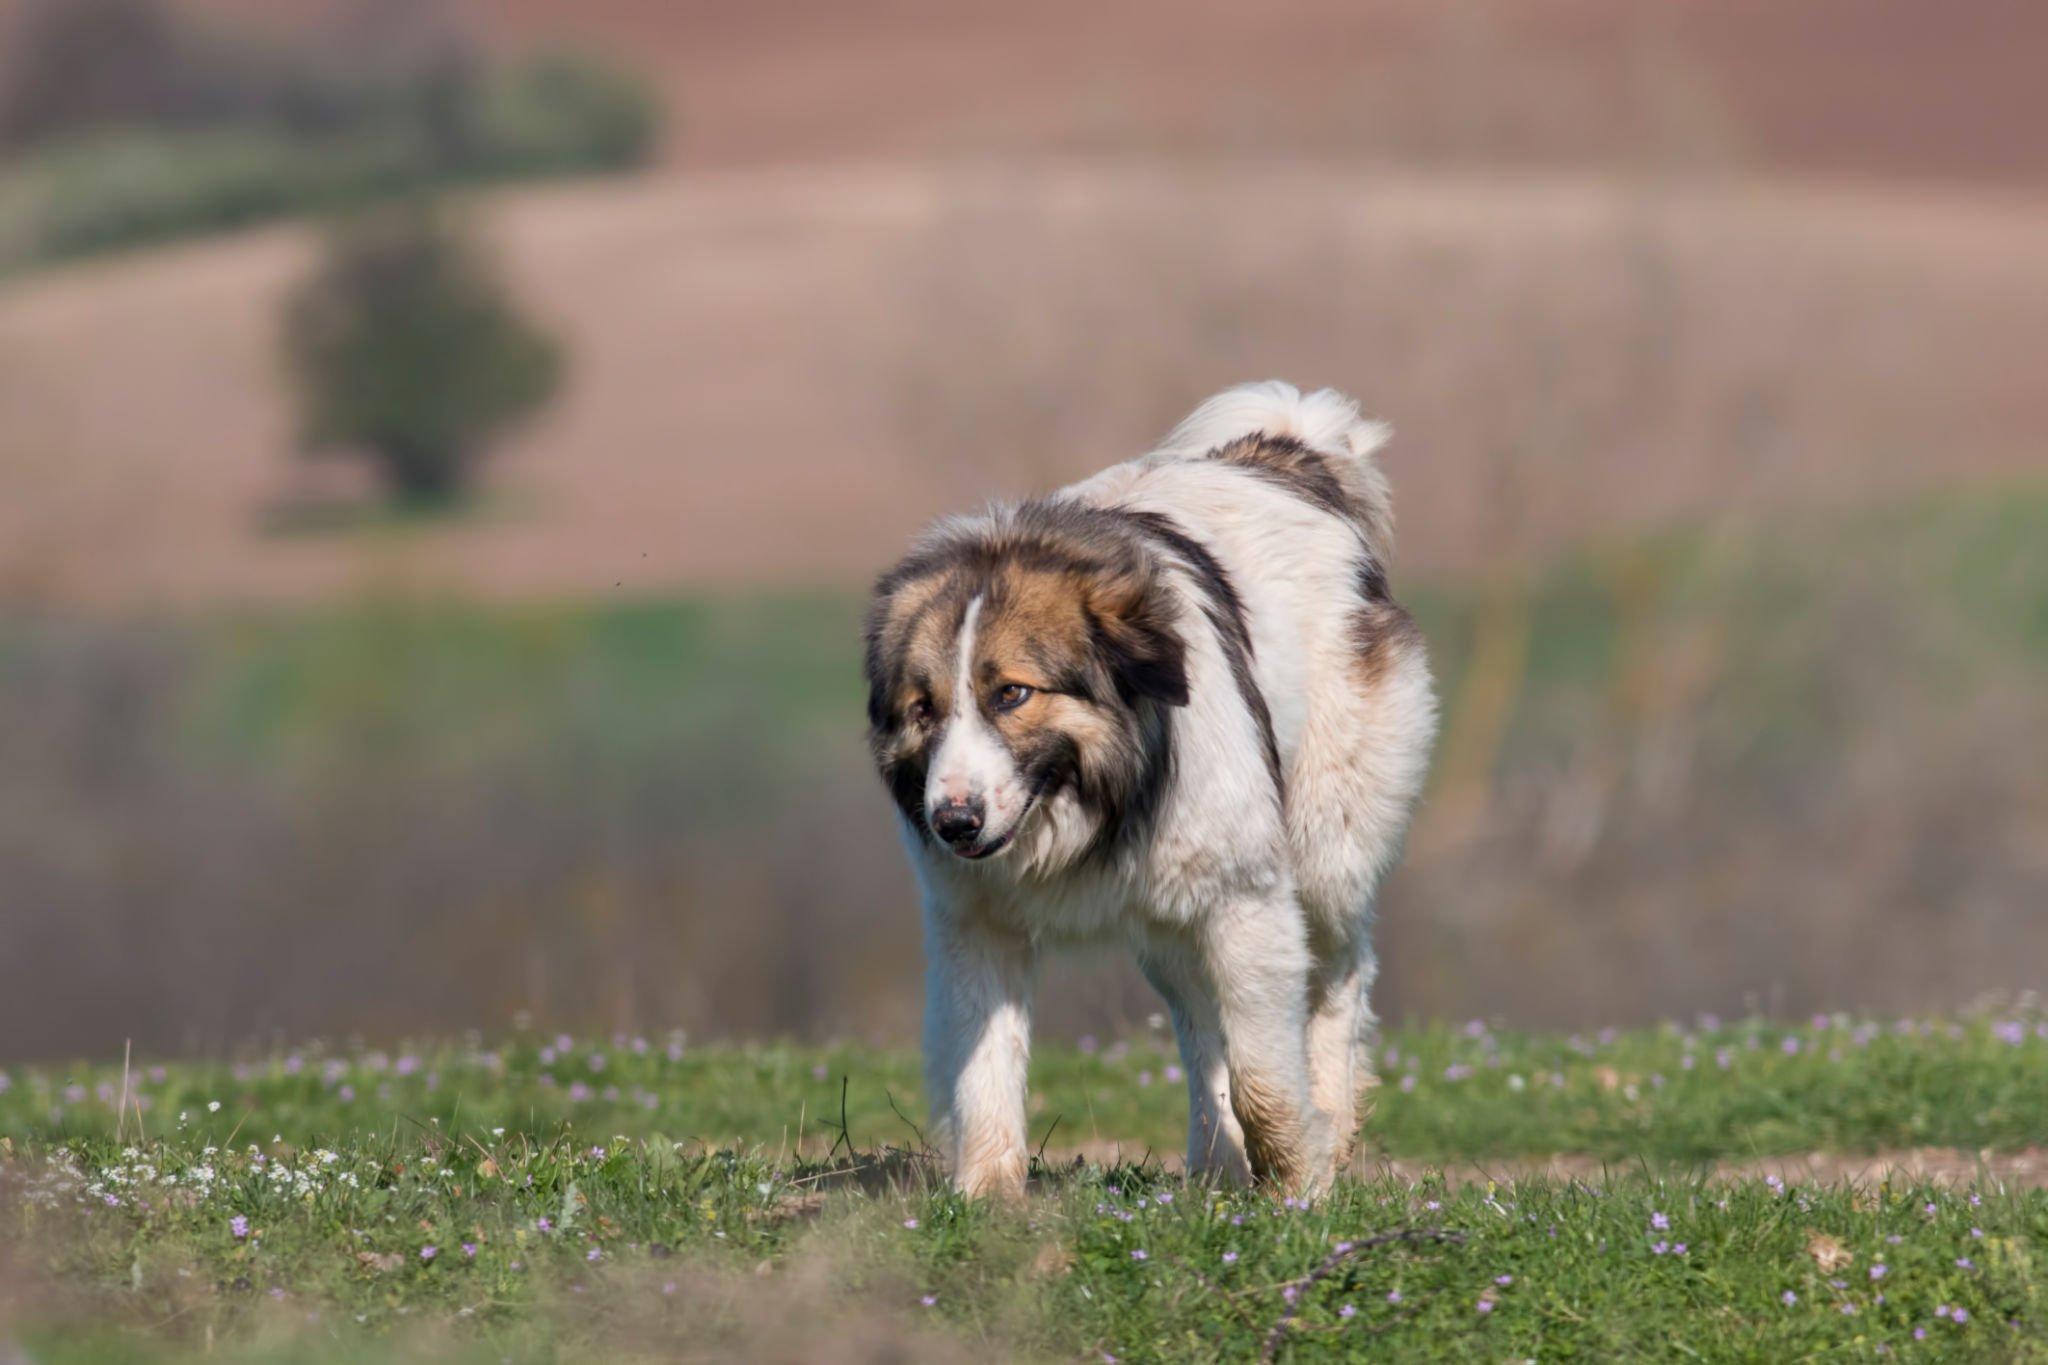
[1158,380,1397,548]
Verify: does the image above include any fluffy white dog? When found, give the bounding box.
[864,382,1435,1200]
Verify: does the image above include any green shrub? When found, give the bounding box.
[0,1,661,274]
[282,204,562,505]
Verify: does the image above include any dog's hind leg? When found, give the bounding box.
[1200,892,1336,1195]
[1140,948,1251,1185]
[1305,932,1378,1173]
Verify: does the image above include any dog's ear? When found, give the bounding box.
[1086,568,1189,707]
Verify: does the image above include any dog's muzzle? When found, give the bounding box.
[929,797,985,849]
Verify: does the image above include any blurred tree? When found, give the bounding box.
[283,203,561,506]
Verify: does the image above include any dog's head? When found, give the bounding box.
[864,504,1187,870]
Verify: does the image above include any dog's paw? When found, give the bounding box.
[954,1148,1029,1207]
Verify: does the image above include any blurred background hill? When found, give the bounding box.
[1,0,2043,1061]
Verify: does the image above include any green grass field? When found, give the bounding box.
[5,1013,2047,1361]
[169,484,2048,774]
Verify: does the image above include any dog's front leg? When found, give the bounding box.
[923,908,1035,1203]
[1202,892,1335,1195]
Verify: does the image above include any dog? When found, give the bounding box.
[863,381,1435,1201]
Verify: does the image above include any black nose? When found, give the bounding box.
[930,799,984,846]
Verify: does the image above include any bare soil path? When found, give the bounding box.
[4,162,2045,611]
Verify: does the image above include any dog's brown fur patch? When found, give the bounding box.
[1210,433,1353,523]
[1353,596,1422,689]
[1229,1064,1308,1187]
[863,503,1192,853]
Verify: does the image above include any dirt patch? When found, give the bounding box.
[207,0,2048,190]
[3,163,2045,611]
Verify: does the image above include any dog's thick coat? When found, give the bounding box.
[865,382,1435,1199]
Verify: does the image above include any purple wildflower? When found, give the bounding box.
[230,1215,249,1239]
[921,1294,938,1307]
[1222,1251,1238,1265]
[420,1246,438,1262]
[1650,1211,1671,1231]
[903,1218,919,1229]
[461,1243,477,1258]
[1131,1249,1148,1261]
[1782,1290,1798,1306]
[1388,1290,1403,1304]
[1339,1303,1357,1319]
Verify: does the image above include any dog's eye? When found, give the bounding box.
[905,698,934,726]
[993,683,1034,712]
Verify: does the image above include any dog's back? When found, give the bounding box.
[1061,382,1437,939]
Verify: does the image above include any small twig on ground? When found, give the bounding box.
[116,1040,132,1144]
[884,1089,932,1155]
[826,1076,853,1162]
[1035,1114,1064,1165]
[1259,1227,1465,1363]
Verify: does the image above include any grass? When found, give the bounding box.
[5,1013,2048,1361]
[0,53,659,277]
[161,483,2047,776]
